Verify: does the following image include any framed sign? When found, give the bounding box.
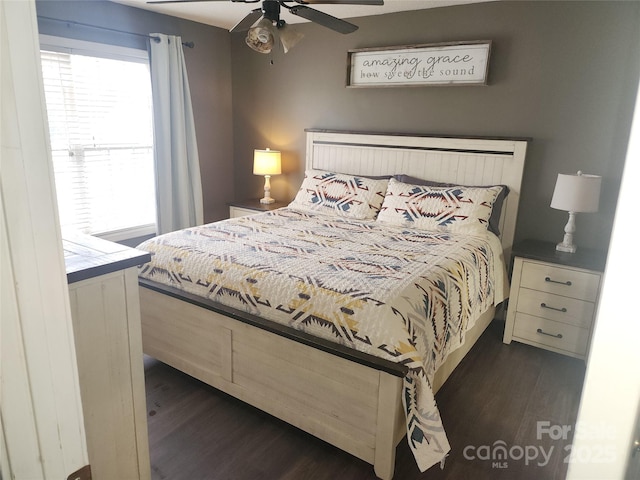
[347,41,491,88]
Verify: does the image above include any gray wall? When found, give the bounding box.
[34,1,640,253]
[36,0,234,224]
[230,1,640,252]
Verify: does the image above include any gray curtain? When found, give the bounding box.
[149,33,203,234]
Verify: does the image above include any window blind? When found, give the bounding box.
[40,48,156,237]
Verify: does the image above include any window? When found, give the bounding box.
[40,36,156,241]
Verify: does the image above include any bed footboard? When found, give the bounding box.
[140,285,404,479]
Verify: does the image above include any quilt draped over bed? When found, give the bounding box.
[137,208,507,472]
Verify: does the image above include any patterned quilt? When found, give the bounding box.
[137,207,508,472]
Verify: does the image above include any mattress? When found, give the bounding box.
[137,207,508,471]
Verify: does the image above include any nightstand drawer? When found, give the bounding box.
[512,313,591,356]
[229,206,260,218]
[515,288,595,329]
[229,200,285,219]
[520,261,600,302]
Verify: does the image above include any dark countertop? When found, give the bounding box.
[229,199,287,212]
[64,231,151,284]
[512,239,608,272]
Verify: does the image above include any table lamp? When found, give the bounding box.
[253,148,281,204]
[550,171,601,253]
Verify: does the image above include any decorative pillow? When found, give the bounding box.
[393,174,509,236]
[289,170,389,220]
[377,178,505,235]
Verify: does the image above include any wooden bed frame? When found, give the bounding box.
[139,130,528,479]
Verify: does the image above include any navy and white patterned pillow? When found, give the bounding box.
[376,178,504,234]
[289,169,389,220]
[393,174,509,236]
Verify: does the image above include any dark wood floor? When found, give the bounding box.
[144,319,585,480]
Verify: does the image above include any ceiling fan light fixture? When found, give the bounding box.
[279,26,304,54]
[245,18,276,54]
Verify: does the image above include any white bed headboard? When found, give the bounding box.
[305,130,528,257]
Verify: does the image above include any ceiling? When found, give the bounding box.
[111,0,492,31]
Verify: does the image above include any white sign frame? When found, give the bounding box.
[347,41,491,88]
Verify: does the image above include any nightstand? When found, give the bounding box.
[503,239,607,360]
[229,199,286,218]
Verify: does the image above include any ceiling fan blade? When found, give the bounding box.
[230,8,264,32]
[147,0,231,4]
[296,0,383,4]
[289,5,358,34]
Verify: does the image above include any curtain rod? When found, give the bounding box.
[37,16,195,48]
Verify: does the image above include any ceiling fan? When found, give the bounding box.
[147,0,384,54]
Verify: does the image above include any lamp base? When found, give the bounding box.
[260,175,275,204]
[556,242,577,253]
[556,211,578,253]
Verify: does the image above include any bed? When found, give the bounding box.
[137,130,528,479]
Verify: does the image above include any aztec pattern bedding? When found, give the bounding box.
[137,207,507,471]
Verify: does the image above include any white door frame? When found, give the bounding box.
[1,0,89,478]
[566,64,640,479]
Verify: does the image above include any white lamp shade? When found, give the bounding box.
[253,148,281,175]
[551,172,601,213]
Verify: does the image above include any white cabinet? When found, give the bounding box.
[503,240,605,360]
[65,233,151,480]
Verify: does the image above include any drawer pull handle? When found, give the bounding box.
[540,303,567,313]
[536,328,563,339]
[545,276,572,286]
